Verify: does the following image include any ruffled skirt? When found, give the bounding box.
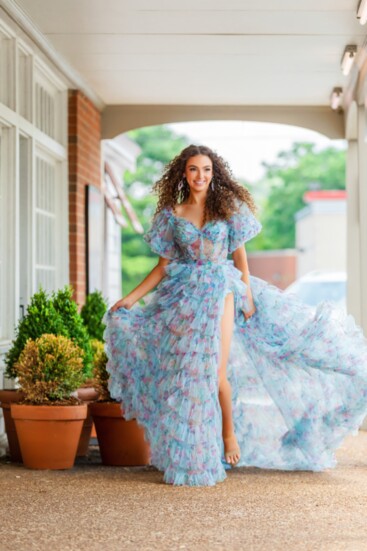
[103,260,367,486]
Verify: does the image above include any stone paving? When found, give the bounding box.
[1,433,367,551]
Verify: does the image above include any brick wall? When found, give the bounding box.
[248,251,297,290]
[68,90,101,306]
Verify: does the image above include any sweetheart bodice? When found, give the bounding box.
[144,202,262,262]
[167,209,232,263]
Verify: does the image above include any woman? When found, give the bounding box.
[104,144,367,487]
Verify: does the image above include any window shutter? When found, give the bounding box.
[35,156,56,292]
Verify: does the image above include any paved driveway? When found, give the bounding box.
[1,432,367,551]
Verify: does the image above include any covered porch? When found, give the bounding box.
[0,3,367,544]
[2,0,366,332]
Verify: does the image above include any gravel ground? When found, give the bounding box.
[1,433,367,551]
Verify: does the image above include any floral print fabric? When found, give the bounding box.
[103,202,367,486]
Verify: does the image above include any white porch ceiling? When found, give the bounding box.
[16,0,367,107]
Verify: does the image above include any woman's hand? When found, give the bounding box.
[110,296,135,312]
[243,292,256,321]
[231,245,256,322]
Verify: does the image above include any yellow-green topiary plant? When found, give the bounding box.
[15,334,85,404]
[90,339,111,401]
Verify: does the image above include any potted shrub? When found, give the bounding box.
[11,334,87,469]
[0,388,24,462]
[5,286,93,380]
[80,290,108,342]
[0,289,64,462]
[75,291,109,452]
[52,286,97,456]
[1,286,94,460]
[76,290,107,403]
[52,286,93,381]
[88,339,150,466]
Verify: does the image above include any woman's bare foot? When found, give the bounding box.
[223,434,241,466]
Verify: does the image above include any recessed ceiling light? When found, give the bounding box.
[357,0,367,25]
[341,45,357,76]
[330,87,343,111]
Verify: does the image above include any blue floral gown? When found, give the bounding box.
[103,202,367,486]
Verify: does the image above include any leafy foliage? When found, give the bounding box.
[121,130,346,294]
[5,289,66,379]
[90,339,110,401]
[52,286,93,381]
[15,334,84,404]
[5,286,93,381]
[257,142,346,250]
[80,291,108,341]
[122,254,158,297]
[121,126,189,294]
[124,125,189,190]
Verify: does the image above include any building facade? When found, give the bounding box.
[0,10,140,451]
[295,190,347,277]
[0,14,69,381]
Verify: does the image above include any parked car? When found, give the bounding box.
[285,271,347,309]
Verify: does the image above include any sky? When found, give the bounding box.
[169,121,346,183]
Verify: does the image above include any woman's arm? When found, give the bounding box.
[232,246,256,319]
[110,257,170,312]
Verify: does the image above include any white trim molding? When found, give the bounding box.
[0,0,104,110]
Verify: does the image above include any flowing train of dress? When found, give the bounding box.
[103,203,367,486]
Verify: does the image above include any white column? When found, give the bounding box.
[357,105,367,336]
[346,103,367,429]
[346,139,362,323]
[345,101,367,334]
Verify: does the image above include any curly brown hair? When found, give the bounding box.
[153,144,256,223]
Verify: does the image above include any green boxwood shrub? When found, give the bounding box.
[5,289,66,379]
[80,291,108,341]
[90,339,110,401]
[52,286,93,381]
[5,286,93,381]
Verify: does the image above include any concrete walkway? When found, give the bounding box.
[1,433,367,551]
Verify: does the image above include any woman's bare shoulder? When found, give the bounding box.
[173,203,184,216]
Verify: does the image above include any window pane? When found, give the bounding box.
[35,156,56,293]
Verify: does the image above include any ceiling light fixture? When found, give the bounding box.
[330,87,343,111]
[341,45,357,75]
[357,0,367,24]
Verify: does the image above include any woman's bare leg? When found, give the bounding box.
[218,292,240,465]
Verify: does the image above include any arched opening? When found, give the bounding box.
[101,105,345,140]
[105,119,347,307]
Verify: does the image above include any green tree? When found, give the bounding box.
[256,142,346,250]
[124,125,189,189]
[122,125,189,295]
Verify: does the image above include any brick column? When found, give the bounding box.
[68,90,101,305]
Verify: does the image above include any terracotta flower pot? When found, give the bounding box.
[11,403,87,470]
[76,387,99,402]
[89,402,150,466]
[0,389,25,462]
[76,412,94,457]
[75,386,99,457]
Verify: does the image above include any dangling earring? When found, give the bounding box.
[211,178,215,191]
[178,178,185,191]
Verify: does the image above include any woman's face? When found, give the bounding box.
[184,155,213,194]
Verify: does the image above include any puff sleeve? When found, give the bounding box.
[227,202,262,253]
[143,208,178,259]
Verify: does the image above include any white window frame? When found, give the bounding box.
[0,19,69,359]
[0,123,16,348]
[33,146,68,294]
